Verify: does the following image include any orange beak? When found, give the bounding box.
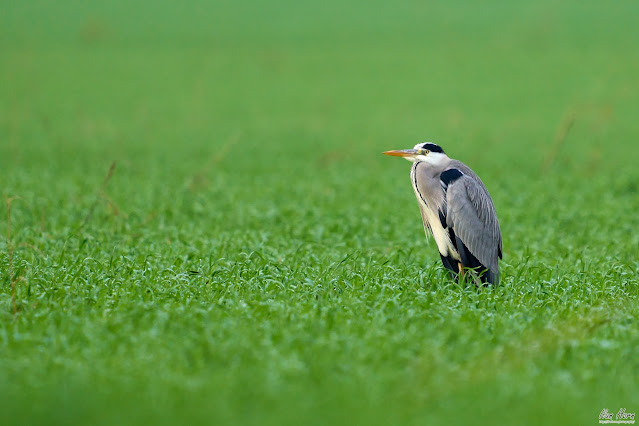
[383,149,418,157]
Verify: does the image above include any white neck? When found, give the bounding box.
[418,152,448,166]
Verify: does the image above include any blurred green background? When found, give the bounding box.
[1,0,638,425]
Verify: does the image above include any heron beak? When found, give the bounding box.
[383,149,418,158]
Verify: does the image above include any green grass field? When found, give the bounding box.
[1,0,639,424]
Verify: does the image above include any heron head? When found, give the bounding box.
[383,142,447,163]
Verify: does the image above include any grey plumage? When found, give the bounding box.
[385,143,502,286]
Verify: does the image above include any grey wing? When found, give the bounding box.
[445,175,502,275]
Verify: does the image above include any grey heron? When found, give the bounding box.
[384,143,502,286]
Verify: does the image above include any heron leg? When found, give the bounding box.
[454,236,487,286]
[439,253,460,281]
[458,262,464,282]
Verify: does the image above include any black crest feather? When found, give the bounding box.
[421,143,445,153]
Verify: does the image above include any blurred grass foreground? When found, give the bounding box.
[1,0,639,425]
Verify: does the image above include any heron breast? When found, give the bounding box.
[421,206,460,260]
